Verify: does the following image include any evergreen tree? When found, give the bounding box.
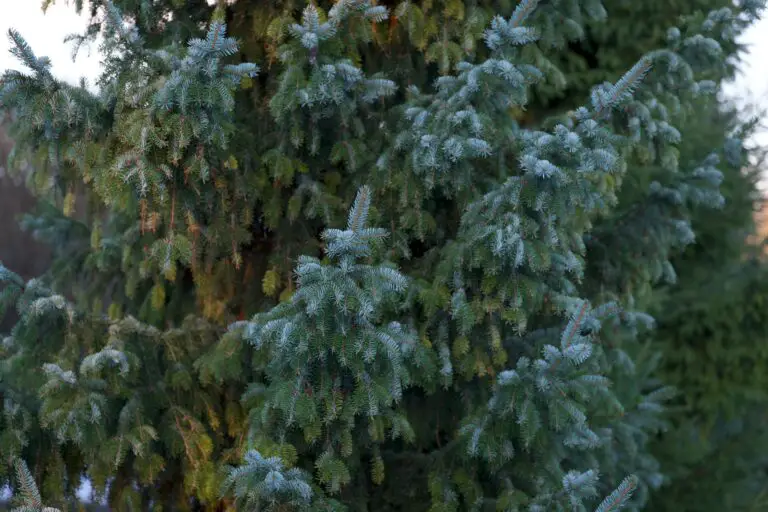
[0,0,764,510]
[646,118,768,510]
[507,0,768,505]
[6,458,60,512]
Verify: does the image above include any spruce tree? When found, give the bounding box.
[6,458,60,512]
[646,115,768,510]
[515,0,768,506]
[0,0,764,510]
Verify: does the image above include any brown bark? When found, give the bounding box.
[0,124,51,329]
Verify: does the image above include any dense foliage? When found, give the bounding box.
[646,121,768,510]
[0,0,765,510]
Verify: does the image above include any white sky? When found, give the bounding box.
[0,0,102,85]
[723,14,768,152]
